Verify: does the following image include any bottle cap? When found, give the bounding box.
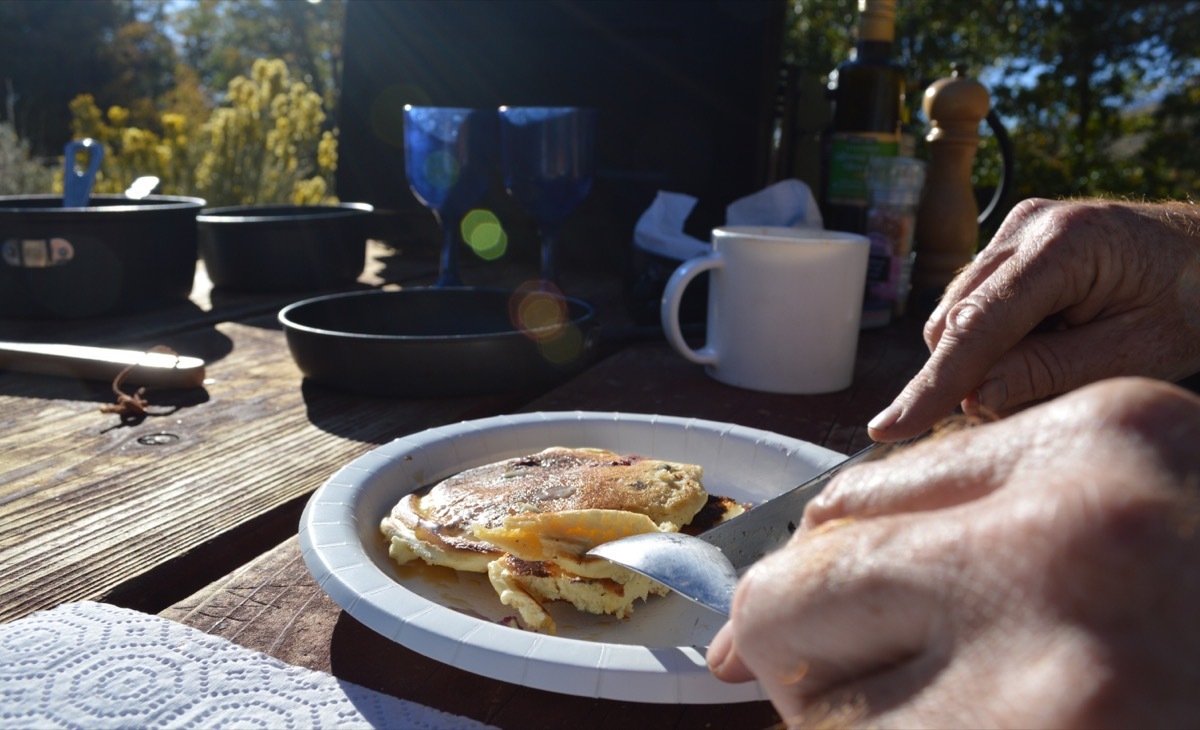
[859,0,896,43]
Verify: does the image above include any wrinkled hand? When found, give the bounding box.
[870,198,1200,442]
[708,378,1200,729]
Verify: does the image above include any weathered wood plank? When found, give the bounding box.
[0,313,533,623]
[0,244,635,624]
[160,325,929,727]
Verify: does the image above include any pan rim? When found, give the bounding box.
[0,193,206,214]
[197,202,374,225]
[278,286,596,342]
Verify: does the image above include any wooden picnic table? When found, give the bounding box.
[0,243,929,728]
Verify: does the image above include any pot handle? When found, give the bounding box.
[978,108,1014,230]
[63,138,104,208]
[2,238,75,268]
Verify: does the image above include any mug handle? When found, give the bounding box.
[660,253,722,366]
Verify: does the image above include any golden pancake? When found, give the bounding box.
[380,446,730,633]
[382,447,708,572]
[487,554,670,633]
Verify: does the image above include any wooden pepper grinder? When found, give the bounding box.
[911,65,990,313]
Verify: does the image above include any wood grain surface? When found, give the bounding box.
[3,242,931,726]
[0,249,584,623]
[158,324,929,729]
[0,308,533,623]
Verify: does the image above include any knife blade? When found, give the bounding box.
[587,439,913,617]
[697,439,902,570]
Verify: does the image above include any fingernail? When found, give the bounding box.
[976,378,1007,414]
[706,622,733,672]
[777,660,810,686]
[868,402,902,432]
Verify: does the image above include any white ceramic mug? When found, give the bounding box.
[660,225,870,394]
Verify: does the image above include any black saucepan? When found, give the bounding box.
[198,203,374,293]
[278,287,598,397]
[0,194,205,319]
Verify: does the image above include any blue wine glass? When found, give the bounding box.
[499,107,596,287]
[403,106,498,287]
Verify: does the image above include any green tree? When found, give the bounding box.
[785,0,1200,208]
[1131,79,1200,200]
[982,1,1199,200]
[0,0,140,155]
[172,0,344,127]
[96,5,180,133]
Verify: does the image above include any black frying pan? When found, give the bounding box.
[278,287,598,397]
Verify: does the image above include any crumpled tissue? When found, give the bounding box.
[633,178,824,261]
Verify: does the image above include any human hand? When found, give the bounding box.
[708,378,1200,729]
[869,198,1200,442]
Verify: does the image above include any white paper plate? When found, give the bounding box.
[299,411,842,704]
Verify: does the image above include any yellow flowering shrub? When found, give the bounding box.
[67,58,337,206]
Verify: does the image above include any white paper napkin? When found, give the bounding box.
[632,179,825,261]
[0,601,495,730]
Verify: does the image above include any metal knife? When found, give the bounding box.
[697,440,896,568]
[587,439,907,616]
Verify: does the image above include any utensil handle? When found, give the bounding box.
[63,138,104,208]
[0,341,206,389]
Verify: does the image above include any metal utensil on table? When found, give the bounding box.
[0,341,206,388]
[62,138,104,207]
[587,440,906,617]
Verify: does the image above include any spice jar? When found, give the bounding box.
[861,156,926,328]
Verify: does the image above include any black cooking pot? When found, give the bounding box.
[198,203,374,293]
[279,287,598,397]
[0,194,205,319]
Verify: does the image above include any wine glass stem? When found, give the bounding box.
[539,222,560,287]
[435,212,462,287]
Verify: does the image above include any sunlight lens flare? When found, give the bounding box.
[461,209,507,261]
[508,281,586,366]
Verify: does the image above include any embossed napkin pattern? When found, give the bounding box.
[0,601,494,729]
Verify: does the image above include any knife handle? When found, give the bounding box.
[0,341,206,389]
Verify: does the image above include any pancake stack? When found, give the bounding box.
[381,446,714,633]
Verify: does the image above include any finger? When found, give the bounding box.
[873,200,1086,442]
[707,621,756,682]
[969,315,1197,417]
[869,246,1089,441]
[866,318,996,442]
[923,198,1056,350]
[805,424,1011,526]
[730,518,945,712]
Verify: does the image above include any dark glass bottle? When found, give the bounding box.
[822,0,906,234]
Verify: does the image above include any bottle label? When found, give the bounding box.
[826,132,901,205]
